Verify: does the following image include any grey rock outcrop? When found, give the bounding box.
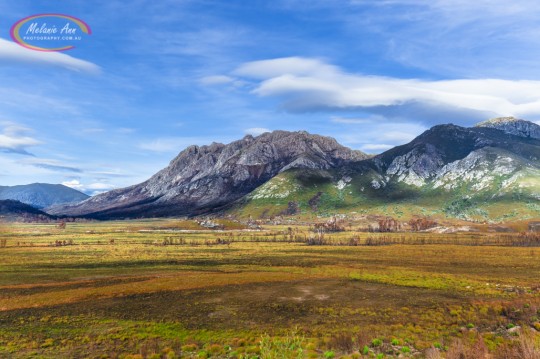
[49,131,367,218]
[369,122,540,189]
[476,117,540,139]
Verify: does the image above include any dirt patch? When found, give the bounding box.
[0,278,469,333]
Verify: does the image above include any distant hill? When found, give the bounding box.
[0,199,56,221]
[49,118,540,222]
[0,183,88,209]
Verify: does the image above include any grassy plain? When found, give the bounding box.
[0,219,540,358]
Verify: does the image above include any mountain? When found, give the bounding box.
[236,118,540,221]
[48,131,367,219]
[49,119,540,221]
[0,183,89,209]
[476,116,540,139]
[0,199,56,221]
[372,119,539,189]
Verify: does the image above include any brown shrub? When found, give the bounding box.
[446,336,489,359]
[328,333,354,353]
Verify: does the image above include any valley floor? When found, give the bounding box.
[0,219,540,358]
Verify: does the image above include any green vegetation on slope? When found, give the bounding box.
[231,167,540,222]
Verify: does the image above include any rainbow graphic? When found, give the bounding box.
[10,14,91,52]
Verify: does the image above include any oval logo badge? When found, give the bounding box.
[10,14,91,52]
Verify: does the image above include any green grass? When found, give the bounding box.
[1,219,540,357]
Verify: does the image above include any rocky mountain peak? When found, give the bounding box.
[373,119,540,189]
[49,130,367,218]
[477,116,521,125]
[475,117,540,139]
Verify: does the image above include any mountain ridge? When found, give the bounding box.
[47,119,540,221]
[0,183,89,209]
[236,119,539,221]
[475,117,540,139]
[48,131,368,218]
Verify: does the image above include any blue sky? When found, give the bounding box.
[1,0,540,194]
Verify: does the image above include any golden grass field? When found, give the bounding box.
[1,219,540,358]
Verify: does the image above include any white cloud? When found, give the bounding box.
[86,182,116,190]
[345,0,540,79]
[89,170,129,178]
[379,130,418,143]
[330,116,373,124]
[21,158,82,173]
[198,75,248,89]
[138,136,228,153]
[62,179,84,191]
[235,57,338,79]
[244,127,271,136]
[235,57,540,121]
[133,27,249,59]
[0,38,101,73]
[360,144,394,153]
[0,87,81,116]
[336,121,427,153]
[62,179,116,196]
[199,75,236,85]
[0,123,42,155]
[138,138,186,153]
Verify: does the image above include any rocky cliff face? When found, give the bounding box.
[49,131,367,218]
[475,117,540,139]
[371,122,540,189]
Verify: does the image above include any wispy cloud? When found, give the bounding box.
[336,121,427,154]
[62,179,116,196]
[235,57,540,125]
[244,127,271,136]
[21,158,82,173]
[360,143,394,152]
[0,123,41,155]
[235,57,339,79]
[0,38,101,74]
[138,136,228,153]
[330,116,373,124]
[0,87,81,116]
[345,0,540,79]
[149,28,248,57]
[198,75,247,89]
[268,1,540,79]
[90,170,130,178]
[199,75,236,85]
